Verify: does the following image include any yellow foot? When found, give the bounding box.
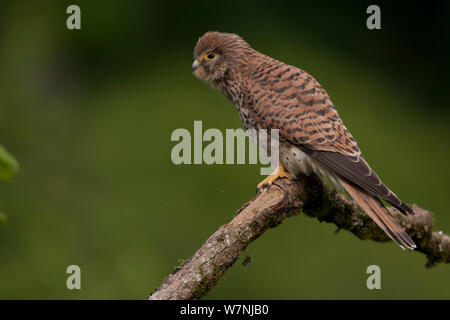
[257,165,293,191]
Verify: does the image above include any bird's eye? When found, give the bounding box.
[204,52,216,61]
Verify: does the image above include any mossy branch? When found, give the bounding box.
[148,174,449,300]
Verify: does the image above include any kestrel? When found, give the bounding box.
[192,31,415,250]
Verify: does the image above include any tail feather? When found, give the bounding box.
[338,178,416,250]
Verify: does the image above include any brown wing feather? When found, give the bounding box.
[299,146,413,215]
[249,61,412,215]
[250,63,360,156]
[339,178,416,250]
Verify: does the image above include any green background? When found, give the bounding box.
[0,1,449,299]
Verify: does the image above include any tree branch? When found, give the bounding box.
[148,174,449,300]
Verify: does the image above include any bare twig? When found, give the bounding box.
[148,174,449,300]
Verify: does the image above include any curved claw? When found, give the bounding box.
[256,184,269,194]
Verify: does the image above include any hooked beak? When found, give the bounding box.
[192,59,200,72]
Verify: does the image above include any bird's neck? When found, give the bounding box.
[216,72,245,106]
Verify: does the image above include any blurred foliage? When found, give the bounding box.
[0,145,19,181]
[0,0,449,299]
[0,145,19,226]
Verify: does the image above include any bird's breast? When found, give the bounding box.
[279,142,317,177]
[235,101,259,131]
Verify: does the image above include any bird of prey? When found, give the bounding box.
[192,31,415,250]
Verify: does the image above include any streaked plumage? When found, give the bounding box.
[192,31,415,250]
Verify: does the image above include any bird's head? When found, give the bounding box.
[192,31,252,85]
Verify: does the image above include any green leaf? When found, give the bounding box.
[0,211,7,226]
[0,145,19,181]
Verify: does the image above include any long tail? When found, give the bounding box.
[338,178,416,250]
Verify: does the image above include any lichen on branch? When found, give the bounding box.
[148,174,449,300]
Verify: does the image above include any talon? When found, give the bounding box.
[257,165,293,191]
